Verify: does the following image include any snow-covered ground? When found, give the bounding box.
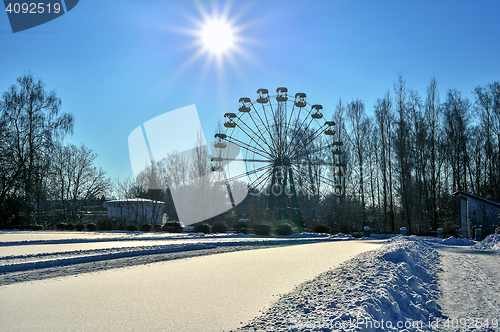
[437,244,500,331]
[0,230,354,285]
[236,235,500,332]
[1,231,499,331]
[0,234,381,332]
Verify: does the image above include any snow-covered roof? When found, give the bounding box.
[103,198,164,206]
[453,191,500,209]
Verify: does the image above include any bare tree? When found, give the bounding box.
[367,121,381,231]
[0,74,74,224]
[425,77,442,230]
[50,143,110,222]
[374,92,395,231]
[346,99,369,225]
[474,81,500,201]
[393,74,413,233]
[443,89,471,193]
[408,88,428,232]
[134,159,167,226]
[112,175,136,200]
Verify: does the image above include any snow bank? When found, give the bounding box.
[237,236,442,332]
[369,233,400,240]
[289,232,353,239]
[441,236,476,246]
[473,234,500,253]
[418,236,476,247]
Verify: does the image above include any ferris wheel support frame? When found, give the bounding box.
[265,158,304,226]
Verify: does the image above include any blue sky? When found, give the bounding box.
[1,0,499,181]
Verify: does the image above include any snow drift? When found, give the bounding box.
[473,233,500,253]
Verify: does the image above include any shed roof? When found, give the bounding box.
[453,191,500,209]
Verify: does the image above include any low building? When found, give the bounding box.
[453,192,500,238]
[103,198,165,226]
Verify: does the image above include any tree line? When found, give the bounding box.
[320,75,500,236]
[2,73,498,235]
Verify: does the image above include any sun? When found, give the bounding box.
[170,2,256,80]
[200,19,235,55]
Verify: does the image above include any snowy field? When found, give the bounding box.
[0,231,380,331]
[1,231,499,331]
[0,231,354,284]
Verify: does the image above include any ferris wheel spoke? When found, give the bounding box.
[289,106,304,145]
[247,164,273,178]
[288,165,313,186]
[247,167,273,192]
[308,123,332,144]
[247,167,272,187]
[259,103,281,154]
[316,175,343,198]
[288,123,330,160]
[267,101,286,155]
[283,102,297,146]
[289,165,328,192]
[291,142,339,161]
[277,102,288,153]
[288,163,343,190]
[234,113,276,156]
[224,136,273,160]
[285,120,315,157]
[227,168,272,190]
[285,114,323,157]
[291,115,317,145]
[283,106,311,156]
[280,103,292,155]
[239,105,272,151]
[318,174,339,186]
[267,101,281,152]
[305,161,347,167]
[224,163,273,183]
[251,103,278,155]
[295,169,338,189]
[212,157,272,163]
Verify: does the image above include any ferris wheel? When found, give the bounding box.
[211,87,345,226]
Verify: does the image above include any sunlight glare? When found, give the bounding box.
[168,2,257,83]
[201,19,234,54]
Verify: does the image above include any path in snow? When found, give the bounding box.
[0,240,382,332]
[437,245,500,332]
